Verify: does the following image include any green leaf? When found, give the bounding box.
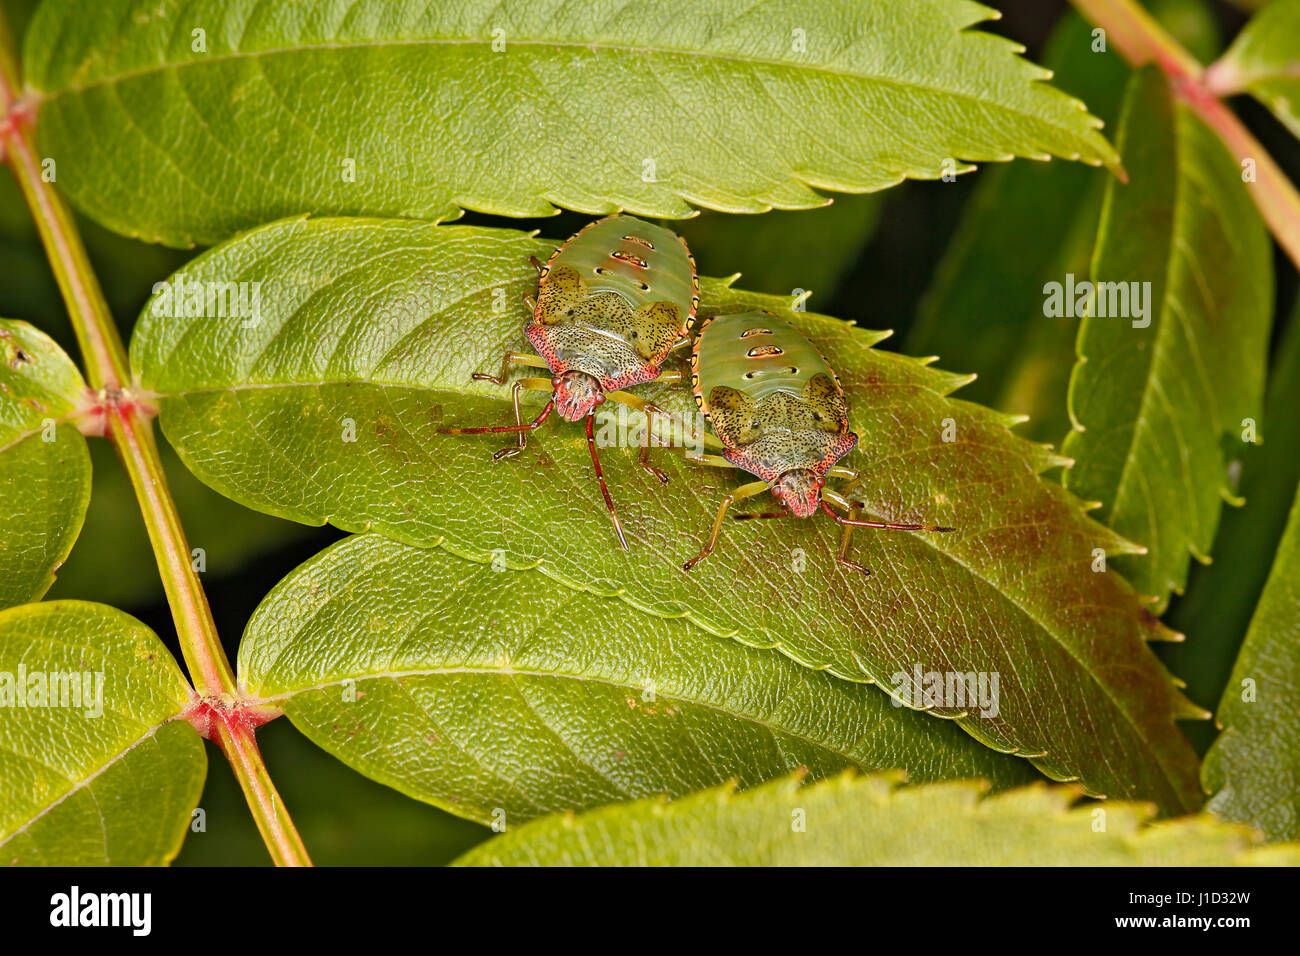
[133,216,1202,813]
[670,194,882,301]
[25,0,1118,247]
[0,318,91,608]
[906,11,1127,443]
[1163,297,1300,749]
[907,1,1220,445]
[453,770,1300,866]
[175,718,489,865]
[239,534,1039,825]
[1062,68,1272,611]
[1208,0,1300,140]
[1203,479,1300,840]
[0,601,206,865]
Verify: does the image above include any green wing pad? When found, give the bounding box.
[625,301,684,361]
[708,374,847,449]
[536,265,584,325]
[803,373,850,433]
[534,265,683,364]
[705,385,761,446]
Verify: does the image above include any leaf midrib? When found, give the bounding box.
[33,36,1096,153]
[0,720,182,852]
[246,664,904,773]
[1093,102,1200,586]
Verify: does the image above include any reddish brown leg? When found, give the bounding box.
[820,494,954,576]
[494,381,534,461]
[819,498,955,533]
[530,255,544,276]
[832,503,871,577]
[605,389,669,486]
[731,507,788,521]
[586,412,629,551]
[440,382,555,462]
[638,435,668,484]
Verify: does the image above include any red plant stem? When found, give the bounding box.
[1071,0,1202,79]
[1071,0,1300,274]
[1,12,310,866]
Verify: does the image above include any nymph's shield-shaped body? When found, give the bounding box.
[692,310,857,517]
[442,214,698,552]
[682,309,953,573]
[530,215,698,419]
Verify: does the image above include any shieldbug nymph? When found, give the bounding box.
[442,215,699,550]
[684,309,954,574]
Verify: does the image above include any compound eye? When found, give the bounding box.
[594,393,605,405]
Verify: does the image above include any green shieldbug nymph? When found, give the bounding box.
[442,214,699,550]
[684,310,954,574]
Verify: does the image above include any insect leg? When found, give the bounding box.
[821,489,955,533]
[732,506,788,521]
[603,390,663,415]
[513,377,554,390]
[607,387,723,456]
[682,480,770,571]
[685,453,734,468]
[440,382,555,457]
[604,389,669,485]
[473,350,550,386]
[586,412,629,552]
[638,425,668,485]
[833,501,871,577]
[489,381,538,461]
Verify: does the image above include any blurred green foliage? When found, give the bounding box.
[176,721,488,866]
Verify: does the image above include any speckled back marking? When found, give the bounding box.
[527,215,698,391]
[691,310,857,482]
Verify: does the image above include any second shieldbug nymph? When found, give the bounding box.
[684,309,954,574]
[442,214,699,550]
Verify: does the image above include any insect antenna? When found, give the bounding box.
[819,501,954,533]
[440,400,554,435]
[586,412,629,551]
